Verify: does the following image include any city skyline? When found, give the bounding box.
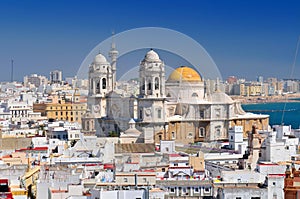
[0,0,300,82]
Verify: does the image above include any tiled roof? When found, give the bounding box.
[115,143,155,154]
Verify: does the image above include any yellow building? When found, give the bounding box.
[33,93,87,123]
[249,84,262,96]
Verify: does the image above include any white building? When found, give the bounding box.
[260,126,299,163]
[228,126,247,154]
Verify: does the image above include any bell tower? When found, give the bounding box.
[138,49,166,143]
[139,49,165,98]
[88,53,112,118]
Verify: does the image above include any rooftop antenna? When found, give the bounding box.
[281,35,300,125]
[11,59,14,82]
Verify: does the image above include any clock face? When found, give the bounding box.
[145,108,152,116]
[93,105,100,113]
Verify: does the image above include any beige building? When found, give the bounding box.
[33,93,86,123]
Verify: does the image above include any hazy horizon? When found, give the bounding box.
[1,0,300,82]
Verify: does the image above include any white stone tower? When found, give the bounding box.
[109,38,118,91]
[88,53,113,118]
[139,49,166,98]
[138,49,166,143]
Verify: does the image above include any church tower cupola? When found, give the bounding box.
[89,53,112,96]
[139,49,165,98]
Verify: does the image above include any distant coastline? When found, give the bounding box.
[231,93,300,104]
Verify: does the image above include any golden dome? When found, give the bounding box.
[168,66,202,82]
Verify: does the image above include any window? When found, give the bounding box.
[157,109,162,119]
[148,81,152,90]
[230,135,233,140]
[215,108,220,118]
[96,81,100,94]
[170,188,175,193]
[124,178,128,182]
[204,187,210,193]
[192,93,198,97]
[199,127,205,137]
[216,129,221,136]
[102,78,106,89]
[141,78,145,91]
[143,178,147,183]
[200,110,204,118]
[155,77,159,90]
[188,132,193,139]
[194,187,199,193]
[172,132,176,139]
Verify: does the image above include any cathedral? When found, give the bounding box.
[81,43,269,144]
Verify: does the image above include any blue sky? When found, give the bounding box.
[0,0,300,82]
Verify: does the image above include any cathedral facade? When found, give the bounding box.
[82,45,269,144]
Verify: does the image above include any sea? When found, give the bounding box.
[242,101,300,129]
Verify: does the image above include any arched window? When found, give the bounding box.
[159,135,162,140]
[102,78,106,89]
[216,128,221,137]
[192,93,198,97]
[199,127,205,137]
[172,132,176,139]
[155,77,159,90]
[148,81,152,90]
[96,80,100,94]
[141,78,145,91]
